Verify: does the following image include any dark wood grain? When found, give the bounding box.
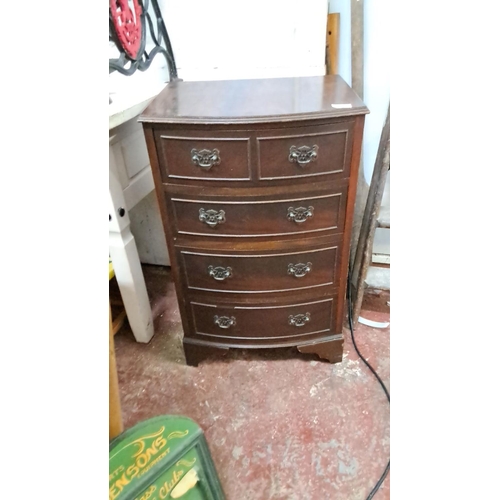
[257,120,354,180]
[141,75,367,366]
[175,232,340,253]
[334,115,366,333]
[179,244,340,294]
[142,125,196,343]
[170,190,347,238]
[155,131,251,183]
[152,121,356,188]
[187,283,339,308]
[139,75,368,125]
[183,340,229,367]
[183,335,342,365]
[191,297,335,341]
[164,177,350,200]
[297,336,344,363]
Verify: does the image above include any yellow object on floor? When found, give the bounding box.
[109,304,123,439]
[109,256,115,280]
[109,256,124,438]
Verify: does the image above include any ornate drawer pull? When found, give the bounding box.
[208,265,233,281]
[199,208,225,227]
[288,313,311,327]
[288,262,312,278]
[191,148,221,170]
[214,315,236,329]
[288,145,318,166]
[287,206,314,224]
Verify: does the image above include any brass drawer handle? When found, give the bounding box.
[191,148,221,170]
[288,262,312,278]
[199,208,225,228]
[214,315,236,329]
[208,265,233,281]
[288,313,311,327]
[288,145,318,167]
[287,206,314,224]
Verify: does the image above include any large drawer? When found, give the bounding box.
[190,297,336,341]
[256,121,355,181]
[155,130,251,183]
[179,244,340,294]
[170,188,347,238]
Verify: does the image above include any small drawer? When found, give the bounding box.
[180,245,340,294]
[191,297,335,341]
[256,121,355,181]
[171,189,347,238]
[155,131,251,182]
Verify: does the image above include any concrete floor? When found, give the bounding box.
[113,265,390,500]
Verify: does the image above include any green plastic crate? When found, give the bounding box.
[109,415,225,500]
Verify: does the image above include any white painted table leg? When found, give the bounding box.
[109,160,154,343]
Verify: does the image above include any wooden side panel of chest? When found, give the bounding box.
[140,76,367,366]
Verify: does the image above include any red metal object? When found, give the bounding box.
[110,0,143,60]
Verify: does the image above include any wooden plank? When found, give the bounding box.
[351,105,390,324]
[349,0,367,274]
[351,0,364,98]
[326,13,340,75]
[109,304,123,439]
[112,310,127,336]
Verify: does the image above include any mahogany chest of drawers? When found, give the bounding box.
[140,75,368,366]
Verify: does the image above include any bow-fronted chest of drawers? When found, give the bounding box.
[140,75,368,366]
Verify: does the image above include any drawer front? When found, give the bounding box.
[191,297,335,340]
[155,133,251,182]
[180,245,340,293]
[257,121,354,181]
[171,189,347,238]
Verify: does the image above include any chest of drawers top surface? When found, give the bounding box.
[139,75,368,125]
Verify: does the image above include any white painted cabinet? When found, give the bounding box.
[109,117,170,266]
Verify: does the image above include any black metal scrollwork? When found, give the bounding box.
[109,0,178,79]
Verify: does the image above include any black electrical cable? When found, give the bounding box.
[347,267,390,500]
